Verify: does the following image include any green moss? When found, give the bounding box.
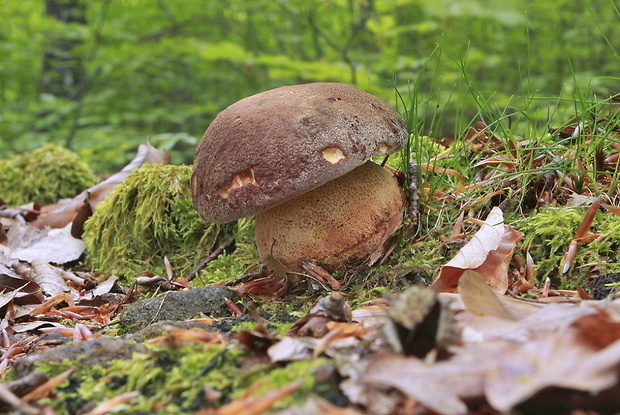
[194,217,259,285]
[231,357,334,408]
[0,144,99,206]
[352,235,444,296]
[83,164,223,280]
[32,341,333,414]
[518,206,620,289]
[33,344,238,414]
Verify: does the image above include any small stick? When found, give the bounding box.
[187,236,235,281]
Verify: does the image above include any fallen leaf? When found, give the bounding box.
[268,335,359,363]
[365,352,478,415]
[22,368,73,402]
[268,336,315,362]
[30,260,72,299]
[29,293,75,316]
[7,223,85,264]
[432,207,523,294]
[81,391,140,415]
[11,321,68,333]
[485,328,620,412]
[458,270,518,319]
[146,328,226,346]
[195,380,301,415]
[289,292,352,338]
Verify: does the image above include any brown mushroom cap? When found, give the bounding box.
[192,82,408,223]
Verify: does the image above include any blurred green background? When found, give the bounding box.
[1,0,618,172]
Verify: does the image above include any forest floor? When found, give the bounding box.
[1,105,620,414]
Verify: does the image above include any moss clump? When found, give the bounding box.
[34,342,333,414]
[83,164,222,279]
[518,206,620,289]
[0,144,99,206]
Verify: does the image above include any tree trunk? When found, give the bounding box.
[38,0,87,99]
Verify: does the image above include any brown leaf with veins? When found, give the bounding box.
[431,207,523,294]
[365,319,620,414]
[365,279,620,414]
[485,326,620,412]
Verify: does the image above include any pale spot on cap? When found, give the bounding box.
[322,147,346,164]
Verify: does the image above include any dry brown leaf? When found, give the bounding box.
[22,369,73,402]
[195,380,301,415]
[268,336,315,362]
[313,322,368,357]
[431,207,523,294]
[268,335,359,363]
[457,270,544,320]
[146,328,226,346]
[7,223,85,264]
[81,392,140,415]
[0,265,43,309]
[365,352,481,415]
[350,306,388,331]
[485,328,620,412]
[10,320,67,333]
[30,260,72,299]
[366,321,620,414]
[29,292,74,316]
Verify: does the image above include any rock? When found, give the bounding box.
[11,337,148,379]
[119,286,239,333]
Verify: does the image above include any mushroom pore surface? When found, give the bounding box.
[254,161,404,272]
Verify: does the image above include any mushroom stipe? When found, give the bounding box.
[255,161,404,272]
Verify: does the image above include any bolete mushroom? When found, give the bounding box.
[192,82,408,273]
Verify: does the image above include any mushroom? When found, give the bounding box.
[191,82,408,274]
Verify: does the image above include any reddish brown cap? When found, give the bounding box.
[191,82,408,223]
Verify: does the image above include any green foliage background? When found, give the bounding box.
[0,0,618,172]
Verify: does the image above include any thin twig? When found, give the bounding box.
[187,236,235,282]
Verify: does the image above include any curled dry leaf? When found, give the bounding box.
[146,328,226,347]
[365,278,620,414]
[28,293,74,317]
[29,260,72,299]
[289,292,352,338]
[431,207,523,294]
[195,380,302,415]
[81,391,140,415]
